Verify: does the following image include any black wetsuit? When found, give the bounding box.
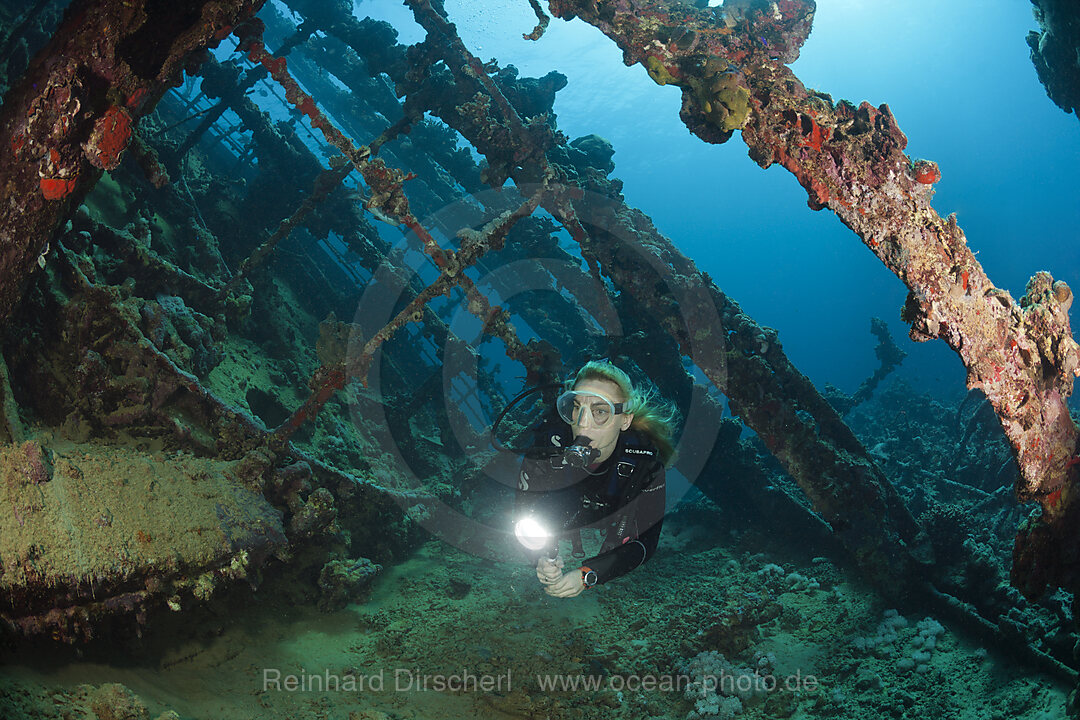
[516,417,666,586]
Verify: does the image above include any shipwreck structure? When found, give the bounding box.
[0,0,1078,706]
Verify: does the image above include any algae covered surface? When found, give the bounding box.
[0,438,285,631]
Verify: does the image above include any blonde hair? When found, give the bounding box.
[568,360,679,465]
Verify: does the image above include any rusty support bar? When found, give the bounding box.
[0,0,266,326]
[236,19,547,438]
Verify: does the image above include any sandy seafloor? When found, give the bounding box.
[0,508,1068,720]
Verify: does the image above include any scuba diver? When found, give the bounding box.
[512,360,678,598]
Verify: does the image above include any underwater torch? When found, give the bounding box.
[514,515,557,559]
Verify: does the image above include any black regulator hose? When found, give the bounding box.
[490,382,563,453]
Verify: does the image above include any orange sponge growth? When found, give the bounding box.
[84,105,133,171]
[912,159,941,185]
[39,176,78,200]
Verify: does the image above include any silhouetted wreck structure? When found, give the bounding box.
[0,0,1078,701]
[1028,0,1080,122]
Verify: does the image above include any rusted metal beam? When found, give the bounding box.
[0,0,266,325]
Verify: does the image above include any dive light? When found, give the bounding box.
[514,516,551,552]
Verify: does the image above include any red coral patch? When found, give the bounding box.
[913,159,941,184]
[40,176,78,200]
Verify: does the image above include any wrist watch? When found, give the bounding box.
[581,566,597,588]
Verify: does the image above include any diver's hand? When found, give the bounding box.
[544,568,586,598]
[536,556,564,585]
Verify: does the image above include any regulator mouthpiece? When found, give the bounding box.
[563,436,600,469]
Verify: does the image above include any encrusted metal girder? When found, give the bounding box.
[0,0,266,326]
[545,0,1080,599]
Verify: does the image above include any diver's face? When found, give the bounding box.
[569,379,633,464]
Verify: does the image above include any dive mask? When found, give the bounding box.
[556,390,625,429]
